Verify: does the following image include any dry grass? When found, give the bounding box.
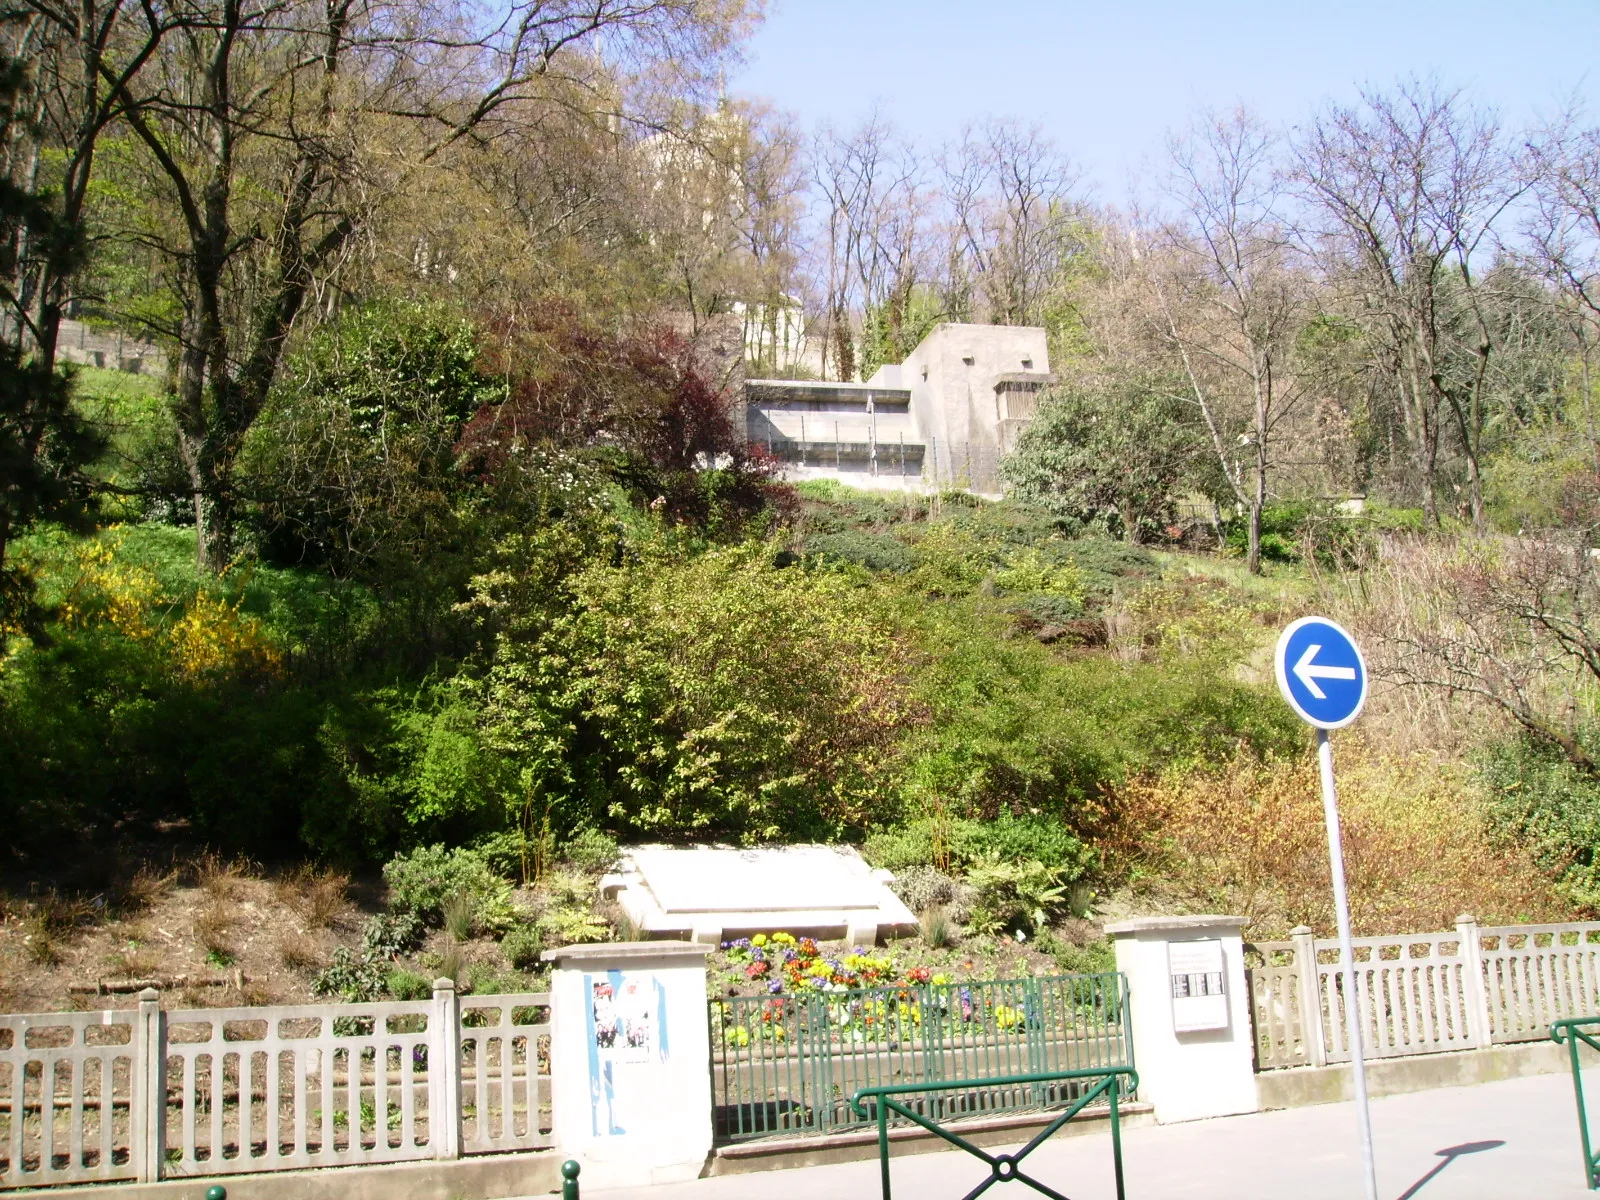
[21,891,96,965]
[108,943,161,978]
[23,918,63,965]
[273,866,349,929]
[277,931,322,972]
[1108,744,1570,939]
[117,865,177,915]
[442,891,474,941]
[919,905,954,949]
[193,900,236,960]
[195,852,250,901]
[437,939,466,987]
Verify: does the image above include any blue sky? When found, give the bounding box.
[729,1,1600,199]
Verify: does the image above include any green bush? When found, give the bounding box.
[796,481,923,532]
[1050,938,1116,976]
[563,828,621,873]
[864,813,1095,880]
[476,541,921,842]
[1480,735,1600,907]
[1054,538,1157,599]
[947,502,1072,549]
[242,300,502,578]
[806,530,915,573]
[966,813,1098,881]
[1006,592,1085,627]
[862,823,940,872]
[312,947,388,1002]
[501,924,546,971]
[362,912,425,959]
[1221,501,1373,568]
[383,845,516,930]
[964,856,1067,937]
[1001,373,1196,541]
[385,968,432,1000]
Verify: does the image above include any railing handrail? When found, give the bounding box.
[849,1066,1139,1200]
[1549,1014,1600,1187]
[848,1064,1140,1116]
[1550,1015,1600,1046]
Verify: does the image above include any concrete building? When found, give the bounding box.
[744,322,1053,495]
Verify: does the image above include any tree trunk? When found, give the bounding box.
[1247,445,1266,576]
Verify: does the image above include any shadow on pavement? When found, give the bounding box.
[1395,1140,1506,1199]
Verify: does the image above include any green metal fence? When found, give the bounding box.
[853,1066,1138,1200]
[708,972,1132,1143]
[1551,1016,1600,1189]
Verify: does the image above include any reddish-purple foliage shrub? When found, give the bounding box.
[458,305,788,529]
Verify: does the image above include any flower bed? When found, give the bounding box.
[722,932,947,995]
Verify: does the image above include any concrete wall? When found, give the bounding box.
[750,322,1052,495]
[899,323,1049,484]
[55,318,167,378]
[31,1152,561,1200]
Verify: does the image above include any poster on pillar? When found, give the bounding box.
[585,971,669,1135]
[1168,938,1229,1033]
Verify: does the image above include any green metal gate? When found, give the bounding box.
[708,972,1132,1143]
[1552,1016,1600,1189]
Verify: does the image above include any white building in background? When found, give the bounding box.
[744,322,1053,495]
[731,297,815,377]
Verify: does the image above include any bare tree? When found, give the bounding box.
[1348,532,1600,774]
[812,113,928,380]
[1297,80,1521,530]
[1527,115,1600,479]
[1,0,170,368]
[937,118,1082,327]
[1148,108,1307,573]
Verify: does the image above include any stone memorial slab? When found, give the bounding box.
[602,845,916,946]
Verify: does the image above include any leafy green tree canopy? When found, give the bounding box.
[1000,372,1195,542]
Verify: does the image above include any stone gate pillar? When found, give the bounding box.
[544,941,713,1187]
[1106,914,1259,1123]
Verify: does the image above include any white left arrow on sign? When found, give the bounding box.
[1293,643,1357,700]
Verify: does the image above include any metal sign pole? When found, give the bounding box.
[1317,728,1378,1200]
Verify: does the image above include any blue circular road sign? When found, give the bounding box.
[1274,616,1368,729]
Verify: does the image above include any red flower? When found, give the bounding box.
[746,961,770,978]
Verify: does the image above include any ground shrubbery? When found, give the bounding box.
[1479,734,1600,910]
[1108,746,1566,937]
[4,451,1579,959]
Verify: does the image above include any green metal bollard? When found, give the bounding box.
[205,1187,227,1200]
[561,1159,581,1199]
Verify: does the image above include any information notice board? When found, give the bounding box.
[1168,938,1228,1033]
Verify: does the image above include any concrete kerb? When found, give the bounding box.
[1256,1038,1569,1110]
[705,1102,1156,1176]
[21,1151,562,1200]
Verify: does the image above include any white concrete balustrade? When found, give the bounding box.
[1248,916,1600,1072]
[0,982,551,1189]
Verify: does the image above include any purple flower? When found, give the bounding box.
[767,980,783,994]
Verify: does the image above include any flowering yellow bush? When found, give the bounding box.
[55,530,282,679]
[167,591,284,679]
[57,535,163,639]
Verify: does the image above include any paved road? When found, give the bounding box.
[581,1071,1596,1199]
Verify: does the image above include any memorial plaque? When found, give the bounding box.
[1168,938,1228,1033]
[606,845,916,945]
